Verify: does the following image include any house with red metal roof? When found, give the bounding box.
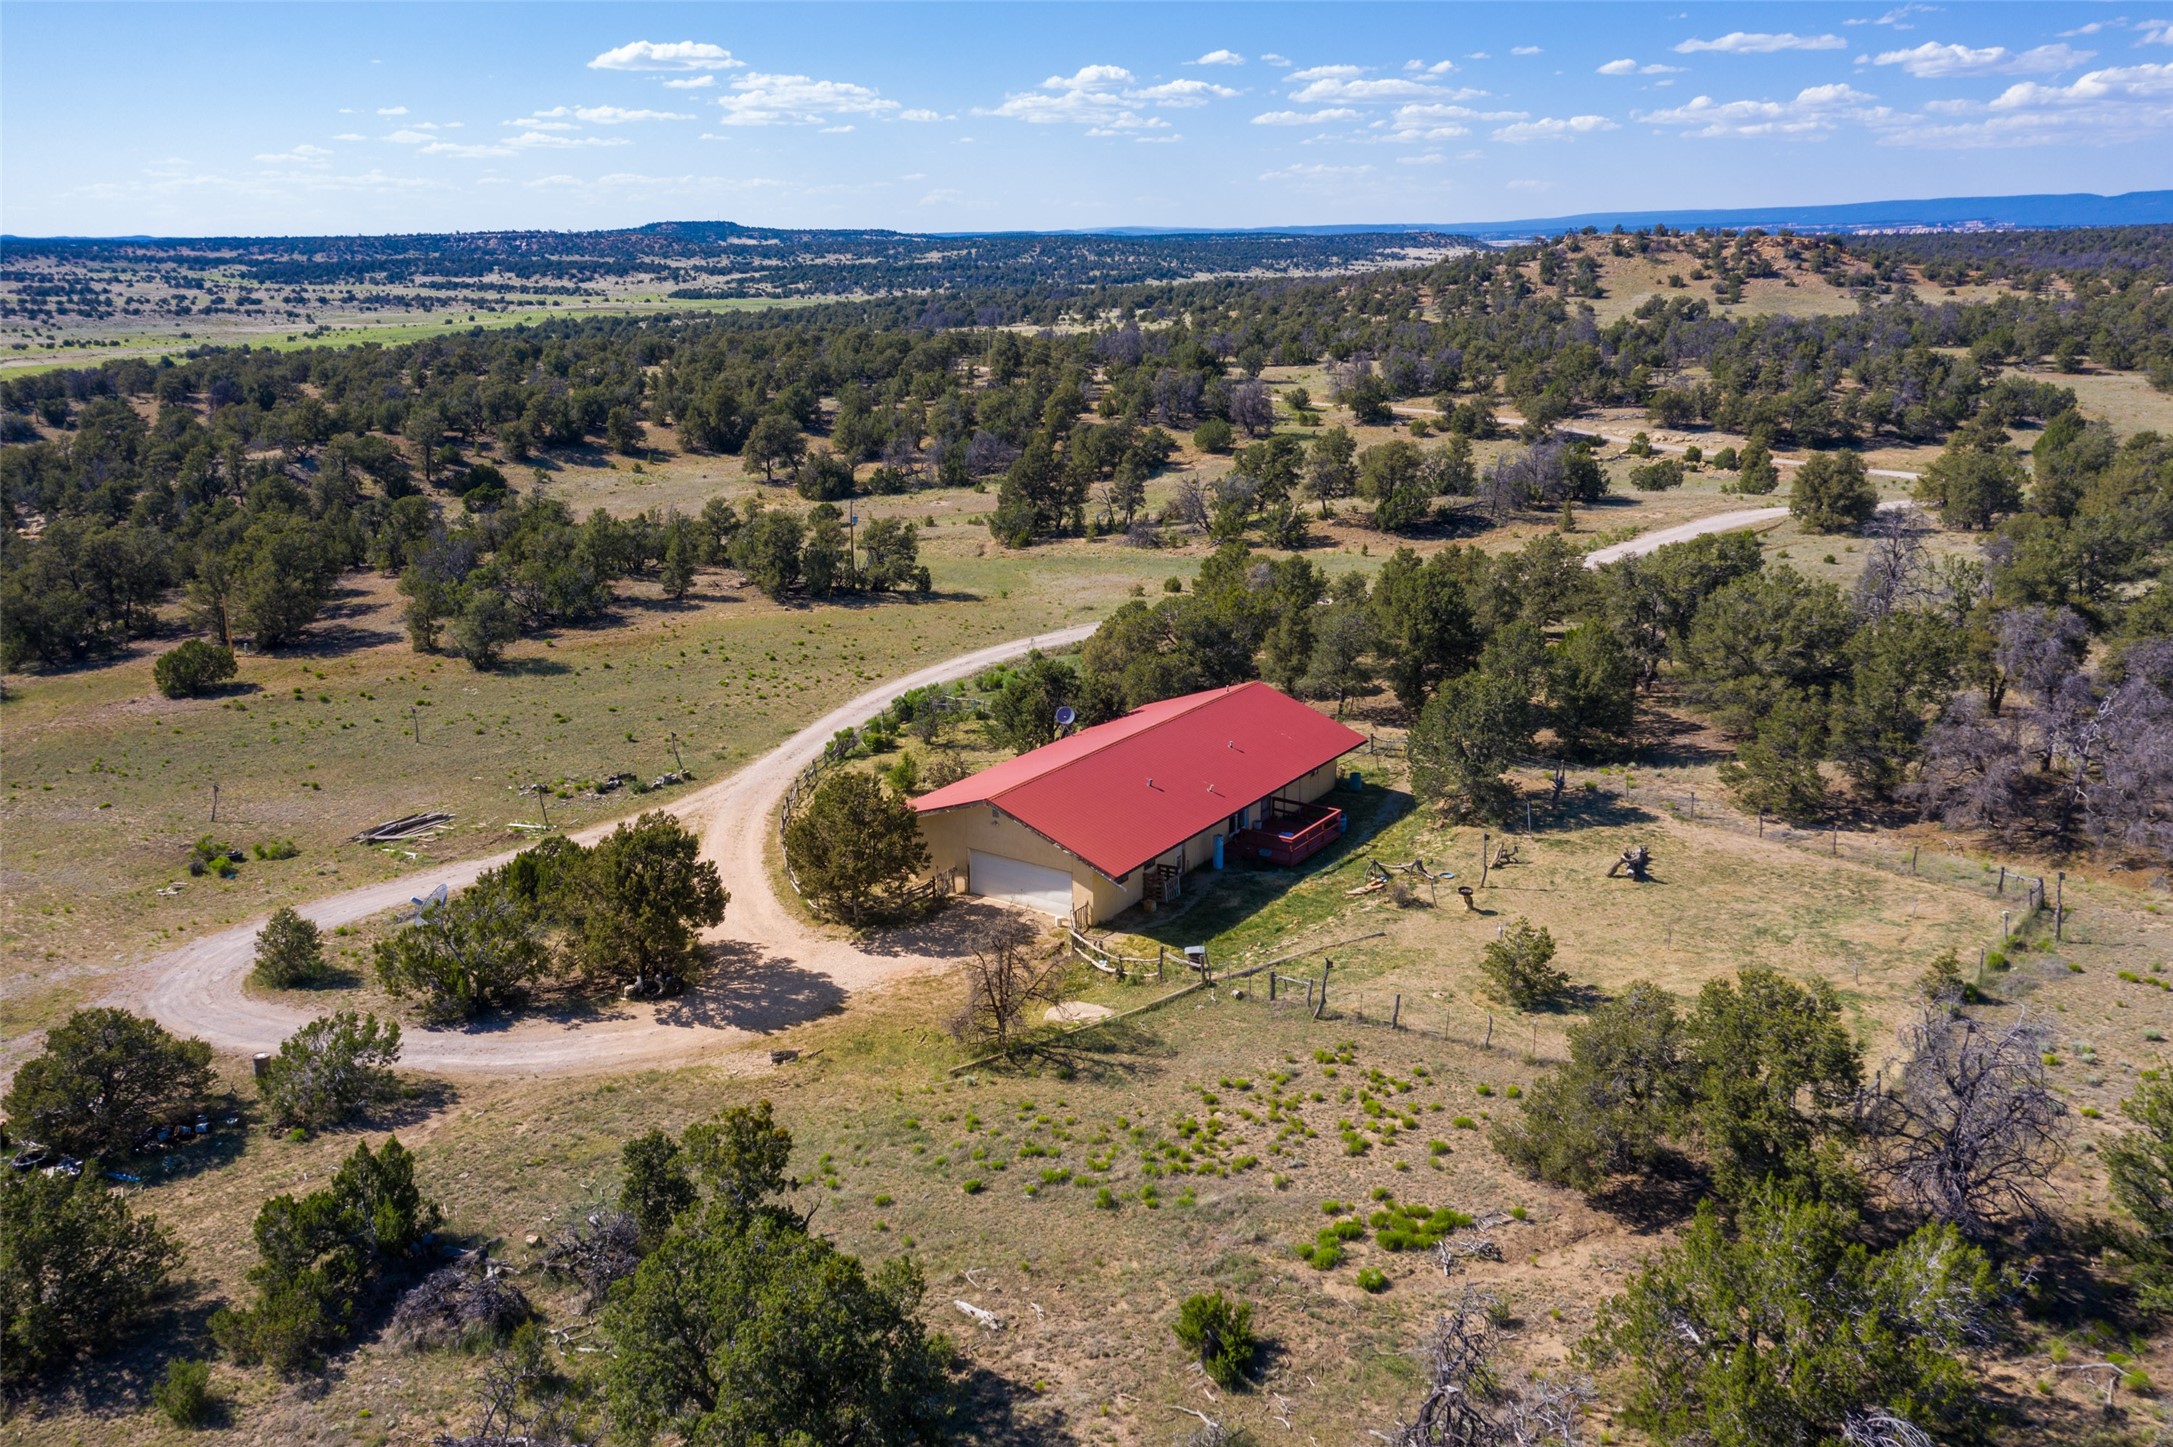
[912,681,1368,926]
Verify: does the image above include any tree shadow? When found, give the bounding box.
[1532,789,1658,831]
[979,1018,1176,1085]
[1587,1153,1710,1233]
[493,656,572,678]
[1631,704,1734,769]
[651,941,848,1034]
[949,1362,1074,1446]
[24,1295,229,1423]
[857,898,1029,960]
[357,1074,461,1132]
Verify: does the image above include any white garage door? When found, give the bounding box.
[969,850,1073,918]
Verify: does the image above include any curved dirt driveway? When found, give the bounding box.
[131,624,1099,1076]
[1582,499,1916,569]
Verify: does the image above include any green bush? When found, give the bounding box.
[1356,1267,1389,1293]
[1174,1291,1257,1390]
[153,1358,215,1427]
[153,640,237,699]
[251,906,332,989]
[1480,918,1568,1010]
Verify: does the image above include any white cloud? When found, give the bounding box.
[1398,152,1448,164]
[662,75,716,90]
[1189,49,1244,66]
[1875,64,2173,146]
[1492,113,1619,141]
[2140,19,2173,44]
[819,124,854,134]
[1467,51,1492,60]
[919,188,965,205]
[1128,78,1239,105]
[1259,161,1374,181]
[1044,64,1134,90]
[1988,61,2173,107]
[1251,108,1362,125]
[714,71,901,126]
[253,144,332,164]
[505,131,631,150]
[1261,53,1292,67]
[1404,59,1458,75]
[1288,65,1485,103]
[984,63,1238,129]
[511,104,694,126]
[1507,178,1556,192]
[420,140,516,158]
[899,108,948,122]
[1846,4,1941,27]
[383,128,436,144]
[589,40,742,73]
[333,132,366,142]
[1637,83,1887,138]
[1598,58,1685,75]
[1511,46,1543,56]
[1874,41,2093,77]
[1675,32,1848,54]
[377,105,408,116]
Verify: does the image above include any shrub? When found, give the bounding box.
[251,906,332,988]
[1356,1267,1389,1293]
[1628,458,1685,491]
[1,1168,184,1389]
[1174,1291,1258,1390]
[257,1011,402,1131]
[1480,918,1568,1010]
[1,1008,214,1158]
[213,1138,440,1376]
[153,639,237,699]
[783,773,928,924]
[252,837,301,861]
[153,1358,215,1426]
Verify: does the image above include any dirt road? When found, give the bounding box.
[1582,499,1916,569]
[126,624,1099,1076]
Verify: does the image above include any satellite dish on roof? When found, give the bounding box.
[1054,706,1077,729]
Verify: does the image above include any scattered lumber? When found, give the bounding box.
[953,1299,1003,1331]
[353,811,454,844]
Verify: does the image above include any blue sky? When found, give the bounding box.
[3,3,2169,236]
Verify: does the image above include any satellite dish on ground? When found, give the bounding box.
[1054,706,1077,729]
[409,882,449,920]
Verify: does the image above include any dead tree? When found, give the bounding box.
[391,1253,533,1350]
[1871,1005,2066,1241]
[537,1206,640,1312]
[435,1329,592,1447]
[1839,1410,1936,1447]
[953,920,1070,1049]
[1605,845,1652,881]
[1394,1288,1591,1447]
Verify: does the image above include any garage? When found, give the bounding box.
[968,849,1073,918]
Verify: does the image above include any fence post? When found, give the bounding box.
[2056,871,2065,941]
[1304,977,1314,1010]
[1998,865,2006,896]
[1910,845,1919,875]
[1313,960,1332,1021]
[1268,971,1277,1002]
[1158,945,1166,981]
[1482,1011,1493,1050]
[1392,993,1402,1028]
[1757,811,1764,838]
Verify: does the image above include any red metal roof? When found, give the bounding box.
[914,682,1367,879]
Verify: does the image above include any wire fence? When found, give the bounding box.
[1235,965,1570,1066]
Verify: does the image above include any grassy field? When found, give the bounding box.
[11,739,2170,1444]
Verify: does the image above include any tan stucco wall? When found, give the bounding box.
[918,757,1350,925]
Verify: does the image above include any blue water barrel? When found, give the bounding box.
[1348,770,1363,790]
[1212,834,1225,870]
